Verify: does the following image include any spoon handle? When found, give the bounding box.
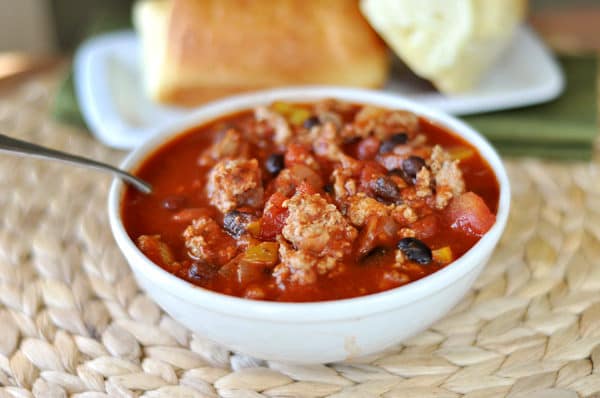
[0,134,152,194]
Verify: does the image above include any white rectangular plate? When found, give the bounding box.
[74,26,563,149]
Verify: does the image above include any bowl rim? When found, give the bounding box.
[108,86,511,322]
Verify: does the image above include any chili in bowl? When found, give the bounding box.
[108,88,510,363]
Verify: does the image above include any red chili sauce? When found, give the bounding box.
[122,100,499,302]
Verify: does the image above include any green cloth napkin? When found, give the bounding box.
[53,72,85,127]
[52,54,597,160]
[52,9,132,129]
[463,55,598,160]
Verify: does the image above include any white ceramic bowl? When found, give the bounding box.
[108,87,510,364]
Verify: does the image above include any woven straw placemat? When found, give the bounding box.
[1,70,599,398]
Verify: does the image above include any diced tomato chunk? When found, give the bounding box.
[296,180,318,195]
[137,235,180,272]
[356,137,381,160]
[284,143,313,168]
[446,192,495,236]
[260,192,289,240]
[355,216,399,257]
[289,164,323,189]
[410,214,439,240]
[359,161,387,192]
[360,161,387,180]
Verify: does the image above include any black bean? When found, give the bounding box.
[187,262,219,282]
[397,237,432,265]
[187,263,200,279]
[162,195,186,211]
[360,247,387,264]
[392,132,409,143]
[265,153,285,176]
[373,176,402,203]
[223,210,255,238]
[323,184,334,194]
[379,133,409,154]
[378,142,395,154]
[402,156,426,179]
[303,115,321,129]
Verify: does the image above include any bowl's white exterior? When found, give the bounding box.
[108,87,510,364]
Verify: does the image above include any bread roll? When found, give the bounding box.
[360,0,527,93]
[134,0,389,107]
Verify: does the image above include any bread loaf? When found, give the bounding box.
[360,0,527,93]
[134,0,389,106]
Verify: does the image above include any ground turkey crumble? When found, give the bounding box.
[429,145,465,209]
[183,215,237,265]
[277,192,358,284]
[207,158,264,213]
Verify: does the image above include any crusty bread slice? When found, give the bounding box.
[133,0,389,107]
[360,0,527,93]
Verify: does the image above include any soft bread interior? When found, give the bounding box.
[133,0,171,102]
[360,0,526,93]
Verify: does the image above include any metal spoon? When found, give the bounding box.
[0,133,152,194]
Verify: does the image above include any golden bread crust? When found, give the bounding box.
[140,0,389,106]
